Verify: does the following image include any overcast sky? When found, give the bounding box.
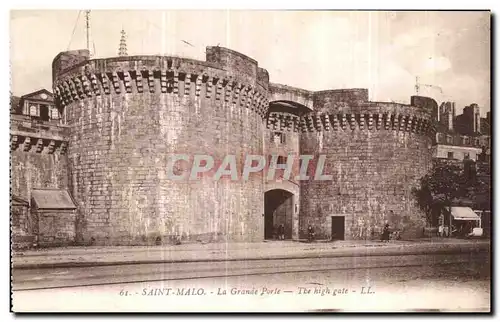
[10,10,490,115]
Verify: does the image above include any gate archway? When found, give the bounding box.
[264,189,294,240]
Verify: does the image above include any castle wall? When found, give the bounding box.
[41,45,438,246]
[11,152,68,200]
[264,111,302,239]
[53,48,270,245]
[298,91,434,240]
[10,115,69,200]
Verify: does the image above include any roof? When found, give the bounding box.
[19,89,54,107]
[31,189,76,210]
[450,207,480,221]
[11,194,29,207]
[268,101,313,117]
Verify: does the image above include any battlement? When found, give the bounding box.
[265,86,434,134]
[10,114,69,154]
[206,46,268,90]
[52,48,270,118]
[267,111,434,134]
[313,89,369,113]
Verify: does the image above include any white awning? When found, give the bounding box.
[450,207,480,221]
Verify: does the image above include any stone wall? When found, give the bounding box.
[11,152,68,200]
[299,92,435,240]
[264,110,302,239]
[36,209,76,247]
[10,115,69,200]
[11,204,34,249]
[53,48,270,245]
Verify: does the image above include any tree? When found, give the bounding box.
[413,163,468,225]
[467,162,491,211]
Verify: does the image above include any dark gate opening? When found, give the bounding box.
[331,216,345,240]
[264,189,293,240]
[40,105,50,121]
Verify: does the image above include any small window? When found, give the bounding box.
[464,152,470,160]
[271,131,286,144]
[277,156,287,164]
[29,104,39,117]
[447,152,454,159]
[276,156,287,169]
[50,108,60,120]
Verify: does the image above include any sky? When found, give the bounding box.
[10,10,491,115]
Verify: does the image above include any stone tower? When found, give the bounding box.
[298,92,435,240]
[52,47,270,245]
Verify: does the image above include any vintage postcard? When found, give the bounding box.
[10,9,491,313]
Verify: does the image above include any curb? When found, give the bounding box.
[12,243,490,270]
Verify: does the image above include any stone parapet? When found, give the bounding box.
[10,115,69,154]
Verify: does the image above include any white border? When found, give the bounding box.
[2,2,497,321]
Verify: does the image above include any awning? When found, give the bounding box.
[31,189,76,210]
[450,207,480,221]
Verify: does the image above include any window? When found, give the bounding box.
[464,152,470,160]
[276,156,287,170]
[447,152,454,159]
[50,107,60,120]
[29,103,39,117]
[271,131,286,144]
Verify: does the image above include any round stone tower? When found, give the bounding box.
[52,47,270,245]
[299,89,435,240]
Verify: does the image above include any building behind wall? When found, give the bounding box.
[431,98,492,237]
[433,99,491,164]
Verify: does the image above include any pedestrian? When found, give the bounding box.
[438,224,444,237]
[307,225,315,242]
[443,225,450,238]
[279,224,285,240]
[381,224,390,242]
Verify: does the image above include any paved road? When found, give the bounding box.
[12,251,490,312]
[12,239,490,269]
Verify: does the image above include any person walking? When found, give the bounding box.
[279,224,285,240]
[307,225,315,242]
[381,224,390,242]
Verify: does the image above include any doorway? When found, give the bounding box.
[264,189,293,240]
[331,216,345,240]
[40,105,50,121]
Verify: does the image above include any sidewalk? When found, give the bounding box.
[12,238,490,269]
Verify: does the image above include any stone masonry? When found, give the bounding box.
[11,45,437,246]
